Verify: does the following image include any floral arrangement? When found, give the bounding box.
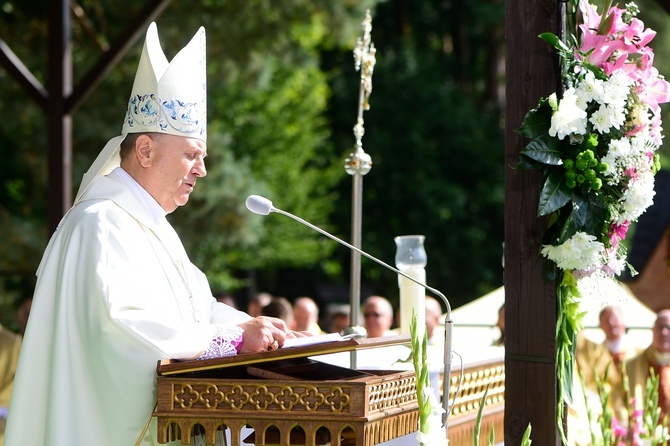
[517,0,670,441]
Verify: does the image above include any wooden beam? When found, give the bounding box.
[504,0,561,444]
[42,0,173,232]
[0,39,48,109]
[47,0,72,233]
[67,0,172,114]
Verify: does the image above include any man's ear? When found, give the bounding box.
[135,134,155,168]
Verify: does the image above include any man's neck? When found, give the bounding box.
[108,167,167,226]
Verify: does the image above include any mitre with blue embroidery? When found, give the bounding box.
[75,22,207,203]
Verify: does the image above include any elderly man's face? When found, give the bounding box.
[653,311,670,353]
[363,298,393,338]
[149,135,207,212]
[599,307,626,341]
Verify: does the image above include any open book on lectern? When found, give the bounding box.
[282,332,357,348]
[156,334,411,376]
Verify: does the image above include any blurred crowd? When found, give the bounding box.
[8,286,670,444]
[569,305,670,445]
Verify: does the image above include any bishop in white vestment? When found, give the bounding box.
[5,22,296,446]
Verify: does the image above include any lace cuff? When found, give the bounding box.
[197,325,245,360]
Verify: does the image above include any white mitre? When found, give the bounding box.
[74,22,206,203]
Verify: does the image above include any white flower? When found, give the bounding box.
[601,249,626,277]
[549,88,588,139]
[415,387,448,446]
[602,71,632,108]
[609,138,632,159]
[576,71,605,104]
[590,104,622,133]
[630,134,650,156]
[618,172,655,222]
[541,232,605,271]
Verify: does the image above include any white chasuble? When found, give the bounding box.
[5,173,250,446]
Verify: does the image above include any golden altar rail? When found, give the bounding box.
[443,356,505,446]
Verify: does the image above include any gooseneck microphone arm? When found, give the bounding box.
[245,195,454,433]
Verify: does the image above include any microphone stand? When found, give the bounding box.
[269,205,454,435]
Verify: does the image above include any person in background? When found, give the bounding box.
[362,295,394,338]
[15,296,32,337]
[576,305,639,425]
[292,296,325,335]
[492,303,505,347]
[326,304,350,334]
[5,23,303,446]
[0,323,21,446]
[214,291,237,309]
[262,297,294,328]
[248,292,272,317]
[627,309,670,424]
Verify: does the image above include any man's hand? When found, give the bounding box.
[237,317,289,353]
[237,318,313,353]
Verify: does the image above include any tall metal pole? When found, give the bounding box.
[344,10,375,368]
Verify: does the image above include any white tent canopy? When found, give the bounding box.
[445,275,655,361]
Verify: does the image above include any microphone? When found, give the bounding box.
[245,194,455,432]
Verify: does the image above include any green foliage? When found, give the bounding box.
[1,0,506,320]
[325,0,506,307]
[410,309,431,441]
[555,271,586,444]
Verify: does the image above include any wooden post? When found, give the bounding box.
[504,0,562,444]
[47,0,72,233]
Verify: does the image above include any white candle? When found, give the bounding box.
[398,265,426,338]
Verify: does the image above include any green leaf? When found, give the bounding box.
[473,384,490,446]
[539,32,570,52]
[521,134,563,165]
[537,170,572,217]
[521,423,532,446]
[488,424,495,446]
[517,99,552,139]
[569,195,589,230]
[517,153,545,170]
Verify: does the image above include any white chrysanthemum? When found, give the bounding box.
[618,173,656,222]
[549,88,588,140]
[630,134,650,156]
[650,122,664,146]
[601,151,619,178]
[577,71,605,104]
[608,70,634,90]
[608,138,632,160]
[610,104,626,130]
[590,104,619,133]
[541,232,605,271]
[604,71,633,107]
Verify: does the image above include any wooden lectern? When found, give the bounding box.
[154,335,419,446]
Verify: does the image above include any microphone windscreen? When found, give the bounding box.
[246,195,273,215]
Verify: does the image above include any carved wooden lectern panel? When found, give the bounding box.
[154,336,419,446]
